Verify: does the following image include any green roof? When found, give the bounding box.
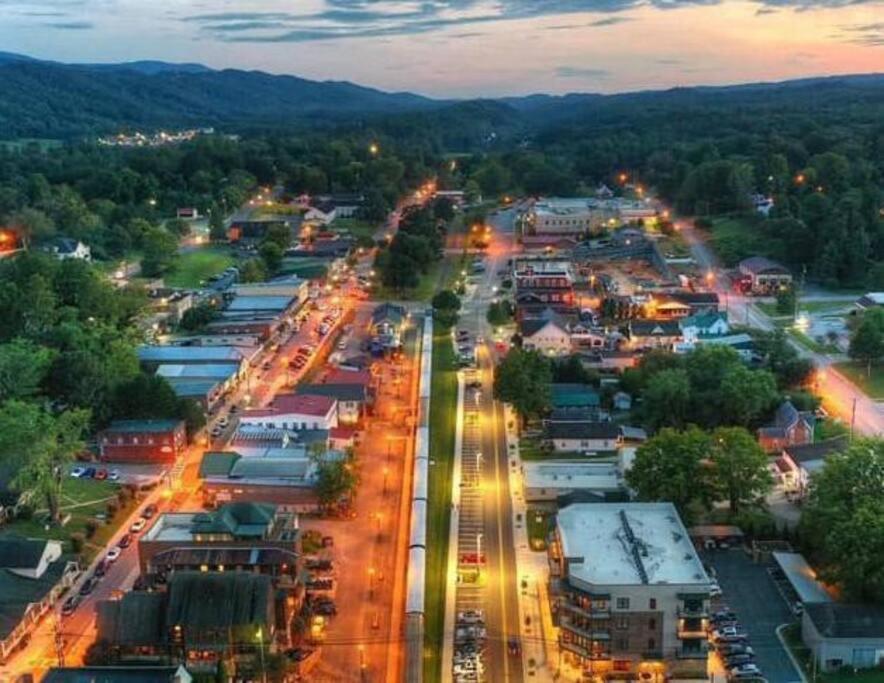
[166,571,272,631]
[96,591,166,647]
[190,502,277,538]
[198,452,241,478]
[0,554,74,640]
[0,536,50,569]
[551,383,600,408]
[681,311,727,329]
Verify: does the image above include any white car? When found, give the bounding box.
[107,469,120,481]
[130,518,147,533]
[70,466,87,478]
[106,547,121,563]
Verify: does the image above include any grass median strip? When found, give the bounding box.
[423,323,458,683]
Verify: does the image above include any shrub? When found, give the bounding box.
[69,532,85,554]
[106,500,118,519]
[85,519,99,539]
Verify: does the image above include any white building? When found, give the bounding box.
[522,461,625,503]
[549,503,712,674]
[240,394,339,432]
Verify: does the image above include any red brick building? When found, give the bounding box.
[98,420,186,464]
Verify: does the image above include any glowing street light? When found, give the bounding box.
[369,142,379,156]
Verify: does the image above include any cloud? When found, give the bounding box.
[586,16,633,25]
[835,21,884,45]
[755,7,779,13]
[45,20,92,29]
[185,0,884,44]
[555,66,611,78]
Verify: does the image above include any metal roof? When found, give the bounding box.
[772,552,833,604]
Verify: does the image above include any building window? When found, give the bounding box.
[616,597,630,610]
[615,637,629,651]
[649,598,657,610]
[648,638,656,651]
[616,617,628,630]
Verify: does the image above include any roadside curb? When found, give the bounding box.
[776,623,809,683]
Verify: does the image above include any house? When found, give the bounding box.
[297,383,368,425]
[775,436,848,495]
[227,219,288,244]
[677,311,731,352]
[520,315,572,355]
[240,394,338,431]
[667,291,721,314]
[547,422,621,454]
[757,401,815,452]
[371,303,407,351]
[45,237,91,261]
[95,572,284,669]
[737,257,792,295]
[855,292,884,311]
[648,297,692,319]
[303,204,337,225]
[626,319,683,350]
[167,380,222,411]
[176,207,199,220]
[0,538,79,662]
[613,391,632,411]
[802,603,884,672]
[551,384,601,410]
[750,193,774,216]
[548,503,712,673]
[98,420,187,464]
[137,502,300,583]
[43,666,192,683]
[137,345,255,374]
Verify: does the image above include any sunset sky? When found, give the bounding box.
[2,0,882,96]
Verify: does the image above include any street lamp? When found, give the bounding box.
[368,567,376,598]
[256,627,267,683]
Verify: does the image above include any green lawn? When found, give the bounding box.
[758,300,854,318]
[0,478,129,563]
[708,215,768,267]
[526,509,553,552]
[333,217,378,240]
[165,247,235,288]
[375,260,443,303]
[423,323,459,683]
[781,623,884,683]
[834,361,884,399]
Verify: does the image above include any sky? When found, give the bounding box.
[1,0,882,97]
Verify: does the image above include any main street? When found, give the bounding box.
[678,218,884,437]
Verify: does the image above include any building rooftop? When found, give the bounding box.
[556,502,710,587]
[0,537,52,570]
[323,367,373,387]
[804,603,884,639]
[244,393,337,418]
[772,552,833,604]
[548,421,620,441]
[523,462,622,492]
[0,550,74,640]
[138,345,247,364]
[156,363,239,381]
[103,419,183,434]
[42,666,191,683]
[783,437,849,465]
[226,295,293,312]
[551,383,601,408]
[739,256,790,275]
[143,502,280,542]
[297,383,367,402]
[167,380,220,400]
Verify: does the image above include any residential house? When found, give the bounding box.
[648,297,692,319]
[548,503,712,674]
[240,394,339,432]
[520,315,572,355]
[98,420,187,464]
[43,666,192,683]
[757,400,815,452]
[0,538,79,662]
[551,384,601,411]
[45,237,91,261]
[548,422,621,454]
[737,257,792,295]
[802,603,884,672]
[774,436,848,495]
[176,207,199,220]
[855,292,884,311]
[666,291,721,315]
[626,320,683,350]
[303,203,337,225]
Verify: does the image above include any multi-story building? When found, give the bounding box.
[98,419,187,464]
[548,503,712,677]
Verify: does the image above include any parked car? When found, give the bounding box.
[70,466,87,478]
[117,533,132,549]
[94,468,108,481]
[725,654,755,667]
[79,577,97,597]
[714,633,749,644]
[106,547,121,563]
[730,663,762,676]
[61,595,79,617]
[718,644,754,657]
[107,469,120,481]
[457,610,485,625]
[94,559,109,577]
[142,504,158,519]
[130,518,147,533]
[84,467,96,478]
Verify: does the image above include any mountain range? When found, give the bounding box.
[0,51,881,140]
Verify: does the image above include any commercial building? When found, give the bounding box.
[240,394,338,432]
[137,502,300,584]
[156,363,241,393]
[43,665,192,683]
[548,503,712,675]
[521,461,625,504]
[138,345,255,373]
[296,383,368,425]
[737,257,792,295]
[547,422,622,454]
[98,420,187,464]
[527,198,656,236]
[801,603,884,672]
[0,538,79,662]
[626,320,683,351]
[370,303,407,352]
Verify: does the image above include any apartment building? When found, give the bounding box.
[548,503,712,676]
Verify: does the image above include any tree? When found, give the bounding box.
[0,338,54,401]
[849,309,884,377]
[775,286,797,316]
[263,223,292,250]
[486,300,513,328]
[314,458,359,510]
[801,439,884,602]
[710,427,772,515]
[0,401,90,523]
[431,289,461,326]
[551,356,598,385]
[165,218,191,237]
[493,348,552,423]
[239,258,268,283]
[641,369,692,430]
[140,226,178,277]
[259,241,284,274]
[626,427,712,523]
[209,209,227,242]
[718,365,779,427]
[179,302,219,332]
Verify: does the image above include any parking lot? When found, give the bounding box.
[705,549,802,683]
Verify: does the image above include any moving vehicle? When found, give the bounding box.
[507,637,521,656]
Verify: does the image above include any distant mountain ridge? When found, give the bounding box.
[0,51,881,139]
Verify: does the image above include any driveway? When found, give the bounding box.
[705,549,802,683]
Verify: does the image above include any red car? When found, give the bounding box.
[94,469,108,481]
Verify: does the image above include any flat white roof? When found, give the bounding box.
[533,197,654,217]
[557,502,709,587]
[523,461,622,492]
[143,512,199,542]
[772,552,832,604]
